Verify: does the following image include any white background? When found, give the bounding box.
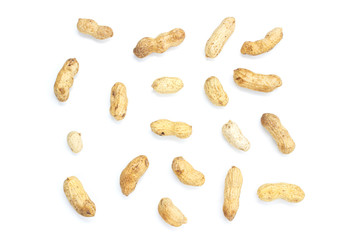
[0,0,357,239]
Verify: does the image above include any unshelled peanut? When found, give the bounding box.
[223,166,243,221]
[150,119,192,139]
[204,76,228,106]
[172,157,205,186]
[67,131,83,153]
[222,120,250,151]
[233,68,282,92]
[257,183,305,203]
[77,18,113,40]
[54,58,79,102]
[120,155,149,196]
[152,77,183,94]
[110,82,128,121]
[261,113,295,154]
[158,198,187,227]
[63,176,96,217]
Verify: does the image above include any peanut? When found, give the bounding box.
[257,183,305,203]
[223,166,243,221]
[205,17,235,58]
[152,77,183,94]
[172,157,205,186]
[241,27,283,56]
[133,28,185,58]
[204,76,228,106]
[67,131,83,153]
[222,120,250,152]
[77,18,113,40]
[110,82,128,121]
[63,176,96,217]
[233,68,282,92]
[120,155,149,196]
[158,198,187,227]
[261,113,295,154]
[150,119,192,139]
[54,58,79,102]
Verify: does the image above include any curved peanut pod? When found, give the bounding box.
[261,113,295,154]
[150,119,192,139]
[222,120,250,151]
[110,82,128,121]
[223,166,243,221]
[133,28,185,58]
[152,77,183,94]
[172,157,205,186]
[241,27,283,56]
[234,68,282,92]
[205,17,235,58]
[257,183,305,203]
[54,58,79,102]
[120,155,149,196]
[77,18,113,40]
[63,176,96,217]
[204,76,229,106]
[158,198,187,227]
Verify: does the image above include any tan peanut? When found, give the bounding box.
[172,157,205,186]
[152,77,183,94]
[77,18,113,40]
[223,166,243,221]
[241,27,283,56]
[233,68,282,92]
[120,155,149,196]
[222,120,250,152]
[133,28,185,58]
[67,131,83,153]
[257,183,305,203]
[261,113,295,154]
[150,119,192,139]
[158,198,187,227]
[110,82,128,121]
[63,176,96,217]
[205,17,235,58]
[54,58,79,102]
[204,76,228,106]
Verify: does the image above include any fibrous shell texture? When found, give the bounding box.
[110,82,128,121]
[67,131,83,153]
[233,68,282,92]
[204,76,228,106]
[172,157,205,186]
[150,119,192,139]
[223,166,243,221]
[54,58,79,102]
[257,183,305,203]
[158,198,187,227]
[152,77,183,94]
[77,18,113,40]
[222,120,250,151]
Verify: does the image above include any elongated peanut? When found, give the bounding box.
[158,198,187,227]
[110,82,128,121]
[261,113,295,154]
[223,166,243,221]
[205,17,235,58]
[63,176,96,217]
[257,183,305,203]
[172,157,205,186]
[120,155,149,196]
[67,131,83,153]
[152,77,183,94]
[54,58,79,102]
[204,76,228,106]
[241,27,283,56]
[77,18,113,40]
[222,120,250,151]
[133,28,185,58]
[150,119,192,139]
[233,68,282,92]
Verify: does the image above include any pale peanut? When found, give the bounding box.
[110,82,128,121]
[233,68,282,92]
[158,198,187,227]
[150,119,192,139]
[172,157,205,186]
[67,131,83,153]
[77,18,113,40]
[204,76,228,106]
[257,183,305,203]
[222,120,250,151]
[152,77,183,94]
[54,58,79,102]
[223,166,243,221]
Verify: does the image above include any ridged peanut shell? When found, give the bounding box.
[223,166,243,221]
[257,183,305,203]
[158,198,187,227]
[54,58,79,102]
[150,119,192,139]
[152,77,183,94]
[67,131,83,153]
[172,157,205,186]
[204,76,228,106]
[110,82,128,121]
[222,120,250,151]
[77,18,113,40]
[234,68,282,92]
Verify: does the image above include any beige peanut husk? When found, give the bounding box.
[150,119,192,139]
[233,68,282,92]
[158,198,187,227]
[152,77,183,94]
[77,18,113,40]
[67,131,83,153]
[204,76,228,106]
[110,82,128,121]
[172,157,205,186]
[223,166,243,221]
[205,17,235,58]
[222,120,250,151]
[133,28,185,58]
[257,183,305,203]
[241,27,283,56]
[63,176,96,217]
[54,58,79,102]
[261,113,295,154]
[120,155,149,196]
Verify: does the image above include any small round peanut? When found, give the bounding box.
[67,131,83,153]
[172,157,205,186]
[204,76,229,106]
[152,77,183,94]
[158,198,187,227]
[257,183,305,203]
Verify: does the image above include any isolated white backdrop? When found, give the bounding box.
[0,0,357,239]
